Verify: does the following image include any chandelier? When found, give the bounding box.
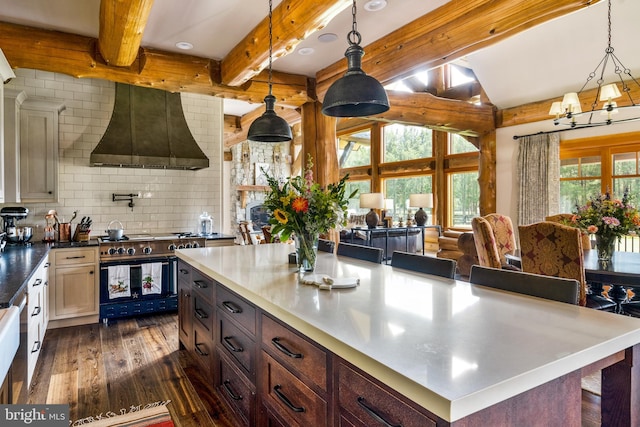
[550,0,640,129]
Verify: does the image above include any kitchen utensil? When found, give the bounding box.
[106,220,124,240]
[69,210,78,224]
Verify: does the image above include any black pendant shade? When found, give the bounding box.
[322,44,389,117]
[247,94,293,142]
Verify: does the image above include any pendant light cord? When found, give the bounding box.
[268,0,274,97]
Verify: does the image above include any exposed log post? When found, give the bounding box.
[433,131,447,228]
[98,0,154,67]
[478,131,497,215]
[301,101,338,186]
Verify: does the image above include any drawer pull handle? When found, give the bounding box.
[273,385,305,413]
[179,268,189,275]
[222,336,243,353]
[222,301,242,314]
[223,380,243,401]
[66,255,86,260]
[33,278,42,287]
[194,343,209,356]
[194,308,208,319]
[194,280,208,289]
[272,337,303,359]
[357,397,401,427]
[31,306,41,317]
[31,340,41,354]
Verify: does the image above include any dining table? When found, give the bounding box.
[506,249,640,314]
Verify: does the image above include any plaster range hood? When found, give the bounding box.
[90,83,209,170]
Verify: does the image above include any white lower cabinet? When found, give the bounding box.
[27,255,49,387]
[49,247,99,327]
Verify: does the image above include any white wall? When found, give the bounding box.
[496,119,640,225]
[1,69,228,239]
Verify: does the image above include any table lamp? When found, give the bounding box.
[360,193,384,228]
[409,193,433,226]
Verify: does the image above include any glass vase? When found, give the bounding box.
[294,232,319,272]
[595,234,616,262]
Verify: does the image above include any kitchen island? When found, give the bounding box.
[176,243,640,426]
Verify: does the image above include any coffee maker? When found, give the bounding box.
[1,207,31,243]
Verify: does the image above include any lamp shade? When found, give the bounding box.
[561,92,582,114]
[599,83,621,102]
[384,199,394,210]
[409,193,433,208]
[247,95,293,142]
[360,192,384,209]
[548,101,563,116]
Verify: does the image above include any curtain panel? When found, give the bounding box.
[517,133,560,226]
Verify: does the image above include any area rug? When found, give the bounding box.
[70,401,173,427]
[582,371,601,396]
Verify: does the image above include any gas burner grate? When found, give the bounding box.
[98,235,129,242]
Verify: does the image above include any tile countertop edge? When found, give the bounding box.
[175,247,640,423]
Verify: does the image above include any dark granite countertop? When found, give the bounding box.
[0,239,99,308]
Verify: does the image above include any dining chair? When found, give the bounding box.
[337,242,384,263]
[518,221,615,310]
[391,251,456,279]
[318,238,335,254]
[482,213,517,264]
[471,217,502,269]
[469,265,580,304]
[545,214,592,249]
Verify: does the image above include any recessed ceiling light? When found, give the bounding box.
[317,33,338,43]
[364,0,387,12]
[175,41,194,50]
[298,47,315,56]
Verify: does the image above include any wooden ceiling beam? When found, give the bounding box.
[315,0,601,101]
[337,91,495,136]
[98,0,154,67]
[221,0,351,87]
[0,22,310,107]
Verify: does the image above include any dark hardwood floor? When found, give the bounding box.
[28,313,602,427]
[28,313,233,427]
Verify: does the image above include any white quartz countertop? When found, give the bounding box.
[176,244,640,422]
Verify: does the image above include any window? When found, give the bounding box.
[383,124,432,162]
[613,151,640,195]
[384,175,433,223]
[450,172,479,227]
[449,133,477,154]
[559,156,602,212]
[345,180,370,214]
[338,129,371,168]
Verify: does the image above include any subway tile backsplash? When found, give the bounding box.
[2,69,225,240]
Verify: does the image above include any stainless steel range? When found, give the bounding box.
[98,233,206,323]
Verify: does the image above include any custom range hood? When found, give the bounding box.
[90,83,209,170]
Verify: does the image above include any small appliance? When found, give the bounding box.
[0,207,31,243]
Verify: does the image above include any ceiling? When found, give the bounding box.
[1,0,639,117]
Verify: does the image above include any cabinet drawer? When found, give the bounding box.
[261,352,327,427]
[191,268,214,305]
[219,314,255,377]
[193,294,214,335]
[338,363,436,427]
[193,321,215,379]
[217,286,256,335]
[54,248,96,266]
[217,352,256,427]
[177,261,191,286]
[261,314,327,391]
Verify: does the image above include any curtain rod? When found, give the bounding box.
[513,116,640,140]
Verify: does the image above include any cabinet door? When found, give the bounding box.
[178,278,193,350]
[53,264,98,319]
[20,106,59,202]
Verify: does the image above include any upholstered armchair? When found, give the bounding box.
[518,221,615,311]
[471,217,502,269]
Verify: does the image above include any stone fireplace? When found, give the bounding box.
[246,201,270,230]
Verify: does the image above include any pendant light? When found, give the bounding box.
[322,0,390,118]
[247,0,293,142]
